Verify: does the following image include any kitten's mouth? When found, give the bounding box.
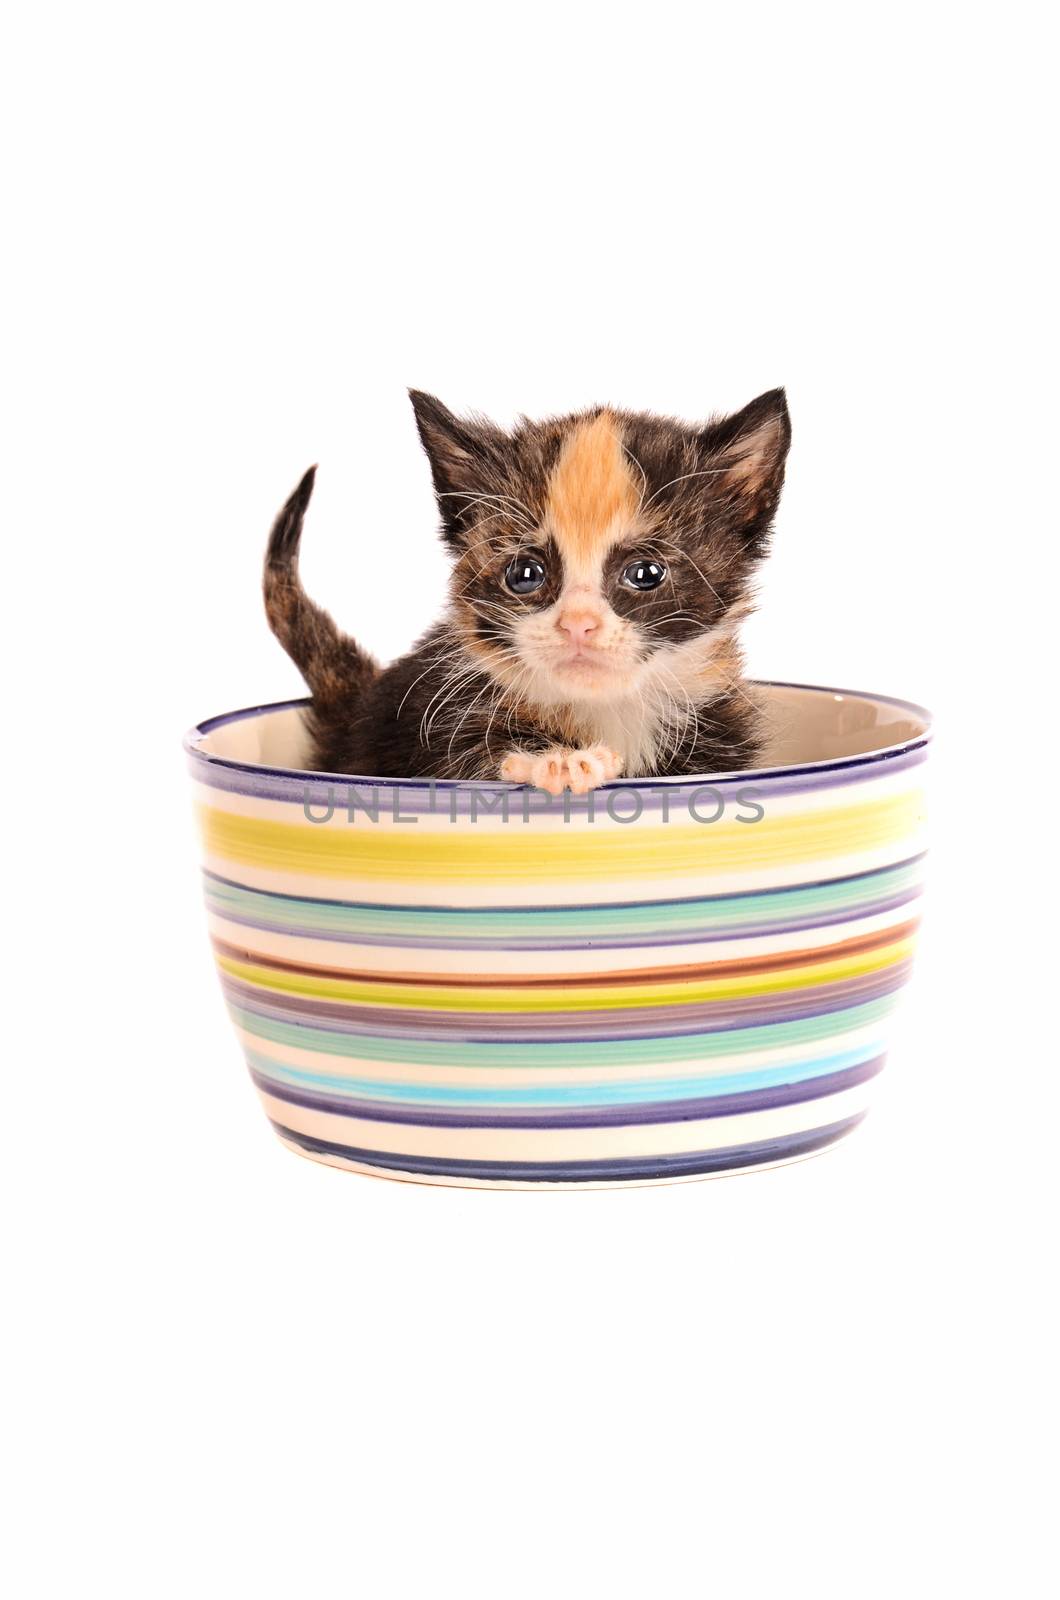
[551,649,629,692]
[557,647,611,671]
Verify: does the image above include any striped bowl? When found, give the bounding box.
[185,682,930,1188]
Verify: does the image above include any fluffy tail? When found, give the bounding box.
[263,466,377,707]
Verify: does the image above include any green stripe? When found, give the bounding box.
[228,995,898,1070]
[207,860,923,942]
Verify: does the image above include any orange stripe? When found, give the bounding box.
[211,918,920,989]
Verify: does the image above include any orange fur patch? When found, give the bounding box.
[545,412,638,564]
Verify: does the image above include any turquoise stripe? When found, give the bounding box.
[244,1040,885,1107]
[228,995,898,1069]
[206,859,923,944]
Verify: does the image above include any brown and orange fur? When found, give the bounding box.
[264,389,791,790]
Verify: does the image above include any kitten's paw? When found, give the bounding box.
[499,745,623,795]
[565,744,624,793]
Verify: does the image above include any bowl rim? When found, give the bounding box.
[183,680,932,790]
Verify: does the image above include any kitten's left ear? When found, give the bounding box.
[408,389,510,542]
[701,388,792,545]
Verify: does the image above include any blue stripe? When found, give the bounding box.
[252,1056,883,1127]
[271,1113,868,1180]
[244,1041,884,1107]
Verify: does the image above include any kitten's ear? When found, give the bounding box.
[701,388,791,545]
[408,389,509,541]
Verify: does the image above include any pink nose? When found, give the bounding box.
[557,610,600,645]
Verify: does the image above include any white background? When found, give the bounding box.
[4,4,1056,1595]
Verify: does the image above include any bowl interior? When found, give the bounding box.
[189,682,930,780]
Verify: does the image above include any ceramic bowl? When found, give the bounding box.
[185,682,930,1188]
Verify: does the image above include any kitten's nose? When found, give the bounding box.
[557,609,601,646]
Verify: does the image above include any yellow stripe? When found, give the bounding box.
[217,934,916,1012]
[197,790,924,883]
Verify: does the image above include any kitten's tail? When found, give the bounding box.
[263,466,378,707]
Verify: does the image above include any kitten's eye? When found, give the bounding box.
[504,554,547,595]
[622,558,667,590]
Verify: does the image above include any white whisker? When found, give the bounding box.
[641,467,725,512]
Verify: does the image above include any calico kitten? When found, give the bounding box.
[264,388,791,791]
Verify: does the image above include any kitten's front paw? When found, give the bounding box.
[499,745,623,795]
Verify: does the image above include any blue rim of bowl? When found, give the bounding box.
[183,680,933,790]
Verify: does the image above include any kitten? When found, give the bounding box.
[264,388,791,791]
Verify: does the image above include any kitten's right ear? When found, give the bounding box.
[408,389,509,542]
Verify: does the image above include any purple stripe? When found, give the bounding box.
[186,688,930,807]
[250,1055,884,1127]
[192,743,928,806]
[270,1111,868,1181]
[207,885,923,951]
[223,963,909,1043]
[203,854,926,917]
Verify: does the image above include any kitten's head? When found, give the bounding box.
[409,389,791,710]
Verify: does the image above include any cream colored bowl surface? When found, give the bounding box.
[185,682,930,1188]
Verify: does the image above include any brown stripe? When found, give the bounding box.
[212,918,920,989]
